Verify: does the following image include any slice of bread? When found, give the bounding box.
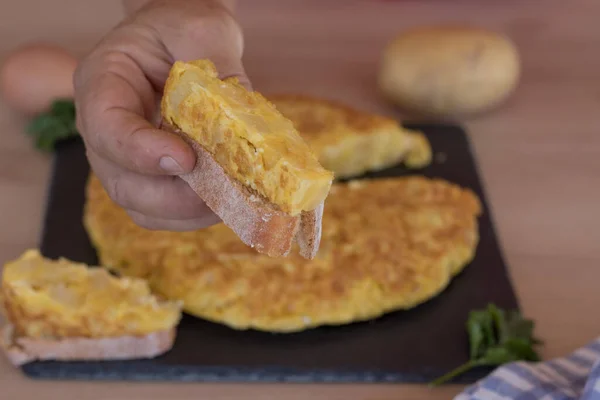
[161,121,323,259]
[0,250,182,366]
[160,60,334,259]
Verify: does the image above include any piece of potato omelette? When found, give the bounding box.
[268,94,432,179]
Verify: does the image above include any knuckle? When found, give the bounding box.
[75,111,84,137]
[74,108,101,157]
[118,125,150,171]
[180,8,239,42]
[72,63,85,93]
[106,175,130,209]
[97,50,133,70]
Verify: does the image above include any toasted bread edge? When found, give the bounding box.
[0,323,176,366]
[296,201,324,259]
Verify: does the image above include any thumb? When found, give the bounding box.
[210,56,253,91]
[167,45,253,92]
[156,6,252,90]
[134,0,252,91]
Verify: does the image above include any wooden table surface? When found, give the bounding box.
[2,0,599,398]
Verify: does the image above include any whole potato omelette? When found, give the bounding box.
[84,174,481,333]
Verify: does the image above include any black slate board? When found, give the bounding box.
[25,123,519,384]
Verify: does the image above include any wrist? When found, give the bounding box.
[122,0,236,15]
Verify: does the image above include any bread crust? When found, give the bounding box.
[296,201,323,259]
[0,323,175,366]
[161,121,323,259]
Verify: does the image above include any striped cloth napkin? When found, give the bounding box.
[455,337,600,400]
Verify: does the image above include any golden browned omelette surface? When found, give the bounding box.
[268,94,432,179]
[84,174,481,333]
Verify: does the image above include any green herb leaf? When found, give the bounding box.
[467,316,485,360]
[480,346,519,365]
[26,98,79,152]
[506,311,535,340]
[50,98,76,116]
[474,310,496,350]
[487,303,508,344]
[503,338,541,362]
[428,303,542,387]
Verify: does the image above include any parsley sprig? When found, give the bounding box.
[26,99,79,152]
[429,303,543,386]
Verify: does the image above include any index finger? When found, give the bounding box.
[74,50,196,175]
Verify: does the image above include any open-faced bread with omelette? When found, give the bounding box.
[0,250,182,365]
[160,60,334,259]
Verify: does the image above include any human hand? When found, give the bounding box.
[74,0,250,231]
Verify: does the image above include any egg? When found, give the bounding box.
[0,43,78,115]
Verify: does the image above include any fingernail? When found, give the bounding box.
[159,156,184,174]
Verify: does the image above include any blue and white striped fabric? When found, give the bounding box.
[455,337,600,400]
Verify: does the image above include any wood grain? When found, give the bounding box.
[1,0,599,398]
